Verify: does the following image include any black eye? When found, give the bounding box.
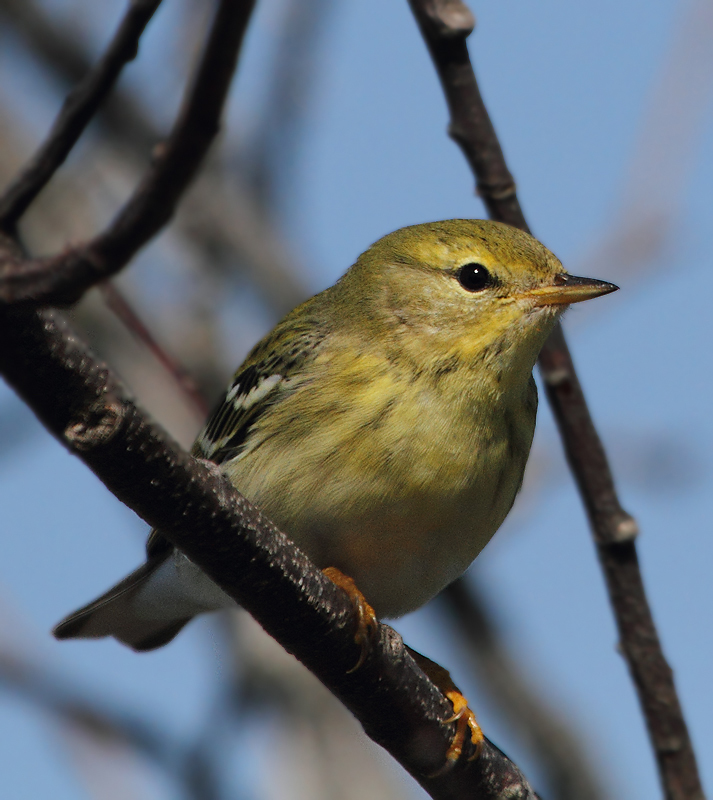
[457,263,492,292]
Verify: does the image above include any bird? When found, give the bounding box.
[54,219,617,653]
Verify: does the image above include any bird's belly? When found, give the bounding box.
[249,448,525,619]
[226,380,535,618]
[300,505,492,618]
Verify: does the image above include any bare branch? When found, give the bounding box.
[538,326,703,800]
[407,2,704,799]
[0,301,539,800]
[0,0,163,230]
[0,0,256,307]
[99,281,209,419]
[0,0,310,317]
[407,0,524,229]
[0,0,160,152]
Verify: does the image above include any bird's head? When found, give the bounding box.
[339,219,617,386]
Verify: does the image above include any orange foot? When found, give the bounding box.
[323,567,379,672]
[407,647,484,773]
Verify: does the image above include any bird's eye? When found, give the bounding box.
[457,263,492,292]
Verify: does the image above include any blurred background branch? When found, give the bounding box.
[0,595,223,800]
[0,0,163,231]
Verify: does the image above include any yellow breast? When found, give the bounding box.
[223,347,537,618]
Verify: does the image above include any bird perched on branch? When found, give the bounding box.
[54,219,616,653]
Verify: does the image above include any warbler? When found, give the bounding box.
[54,219,616,651]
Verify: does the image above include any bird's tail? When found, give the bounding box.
[53,557,193,652]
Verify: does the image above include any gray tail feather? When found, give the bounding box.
[53,558,190,652]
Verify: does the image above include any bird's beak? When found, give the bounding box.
[524,274,619,306]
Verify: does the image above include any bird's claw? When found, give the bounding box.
[442,689,483,767]
[323,567,379,672]
[407,647,484,775]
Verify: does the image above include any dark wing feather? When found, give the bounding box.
[194,318,326,464]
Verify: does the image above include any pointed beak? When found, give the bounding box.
[524,274,619,307]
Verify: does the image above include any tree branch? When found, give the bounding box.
[0,0,162,151]
[538,326,703,800]
[0,0,255,307]
[0,0,163,231]
[98,281,210,419]
[407,2,704,799]
[0,302,539,800]
[0,0,310,317]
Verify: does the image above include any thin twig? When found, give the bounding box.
[0,303,539,800]
[407,2,704,799]
[0,0,160,152]
[0,0,256,307]
[99,281,209,418]
[0,0,163,230]
[0,0,309,316]
[407,1,524,229]
[538,326,703,800]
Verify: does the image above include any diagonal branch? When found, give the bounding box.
[0,0,310,317]
[407,2,704,799]
[0,301,539,800]
[0,0,255,307]
[98,281,210,419]
[0,0,163,230]
[537,326,702,800]
[0,0,162,152]
[407,0,524,230]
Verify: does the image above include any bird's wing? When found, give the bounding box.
[146,312,327,559]
[194,318,326,465]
